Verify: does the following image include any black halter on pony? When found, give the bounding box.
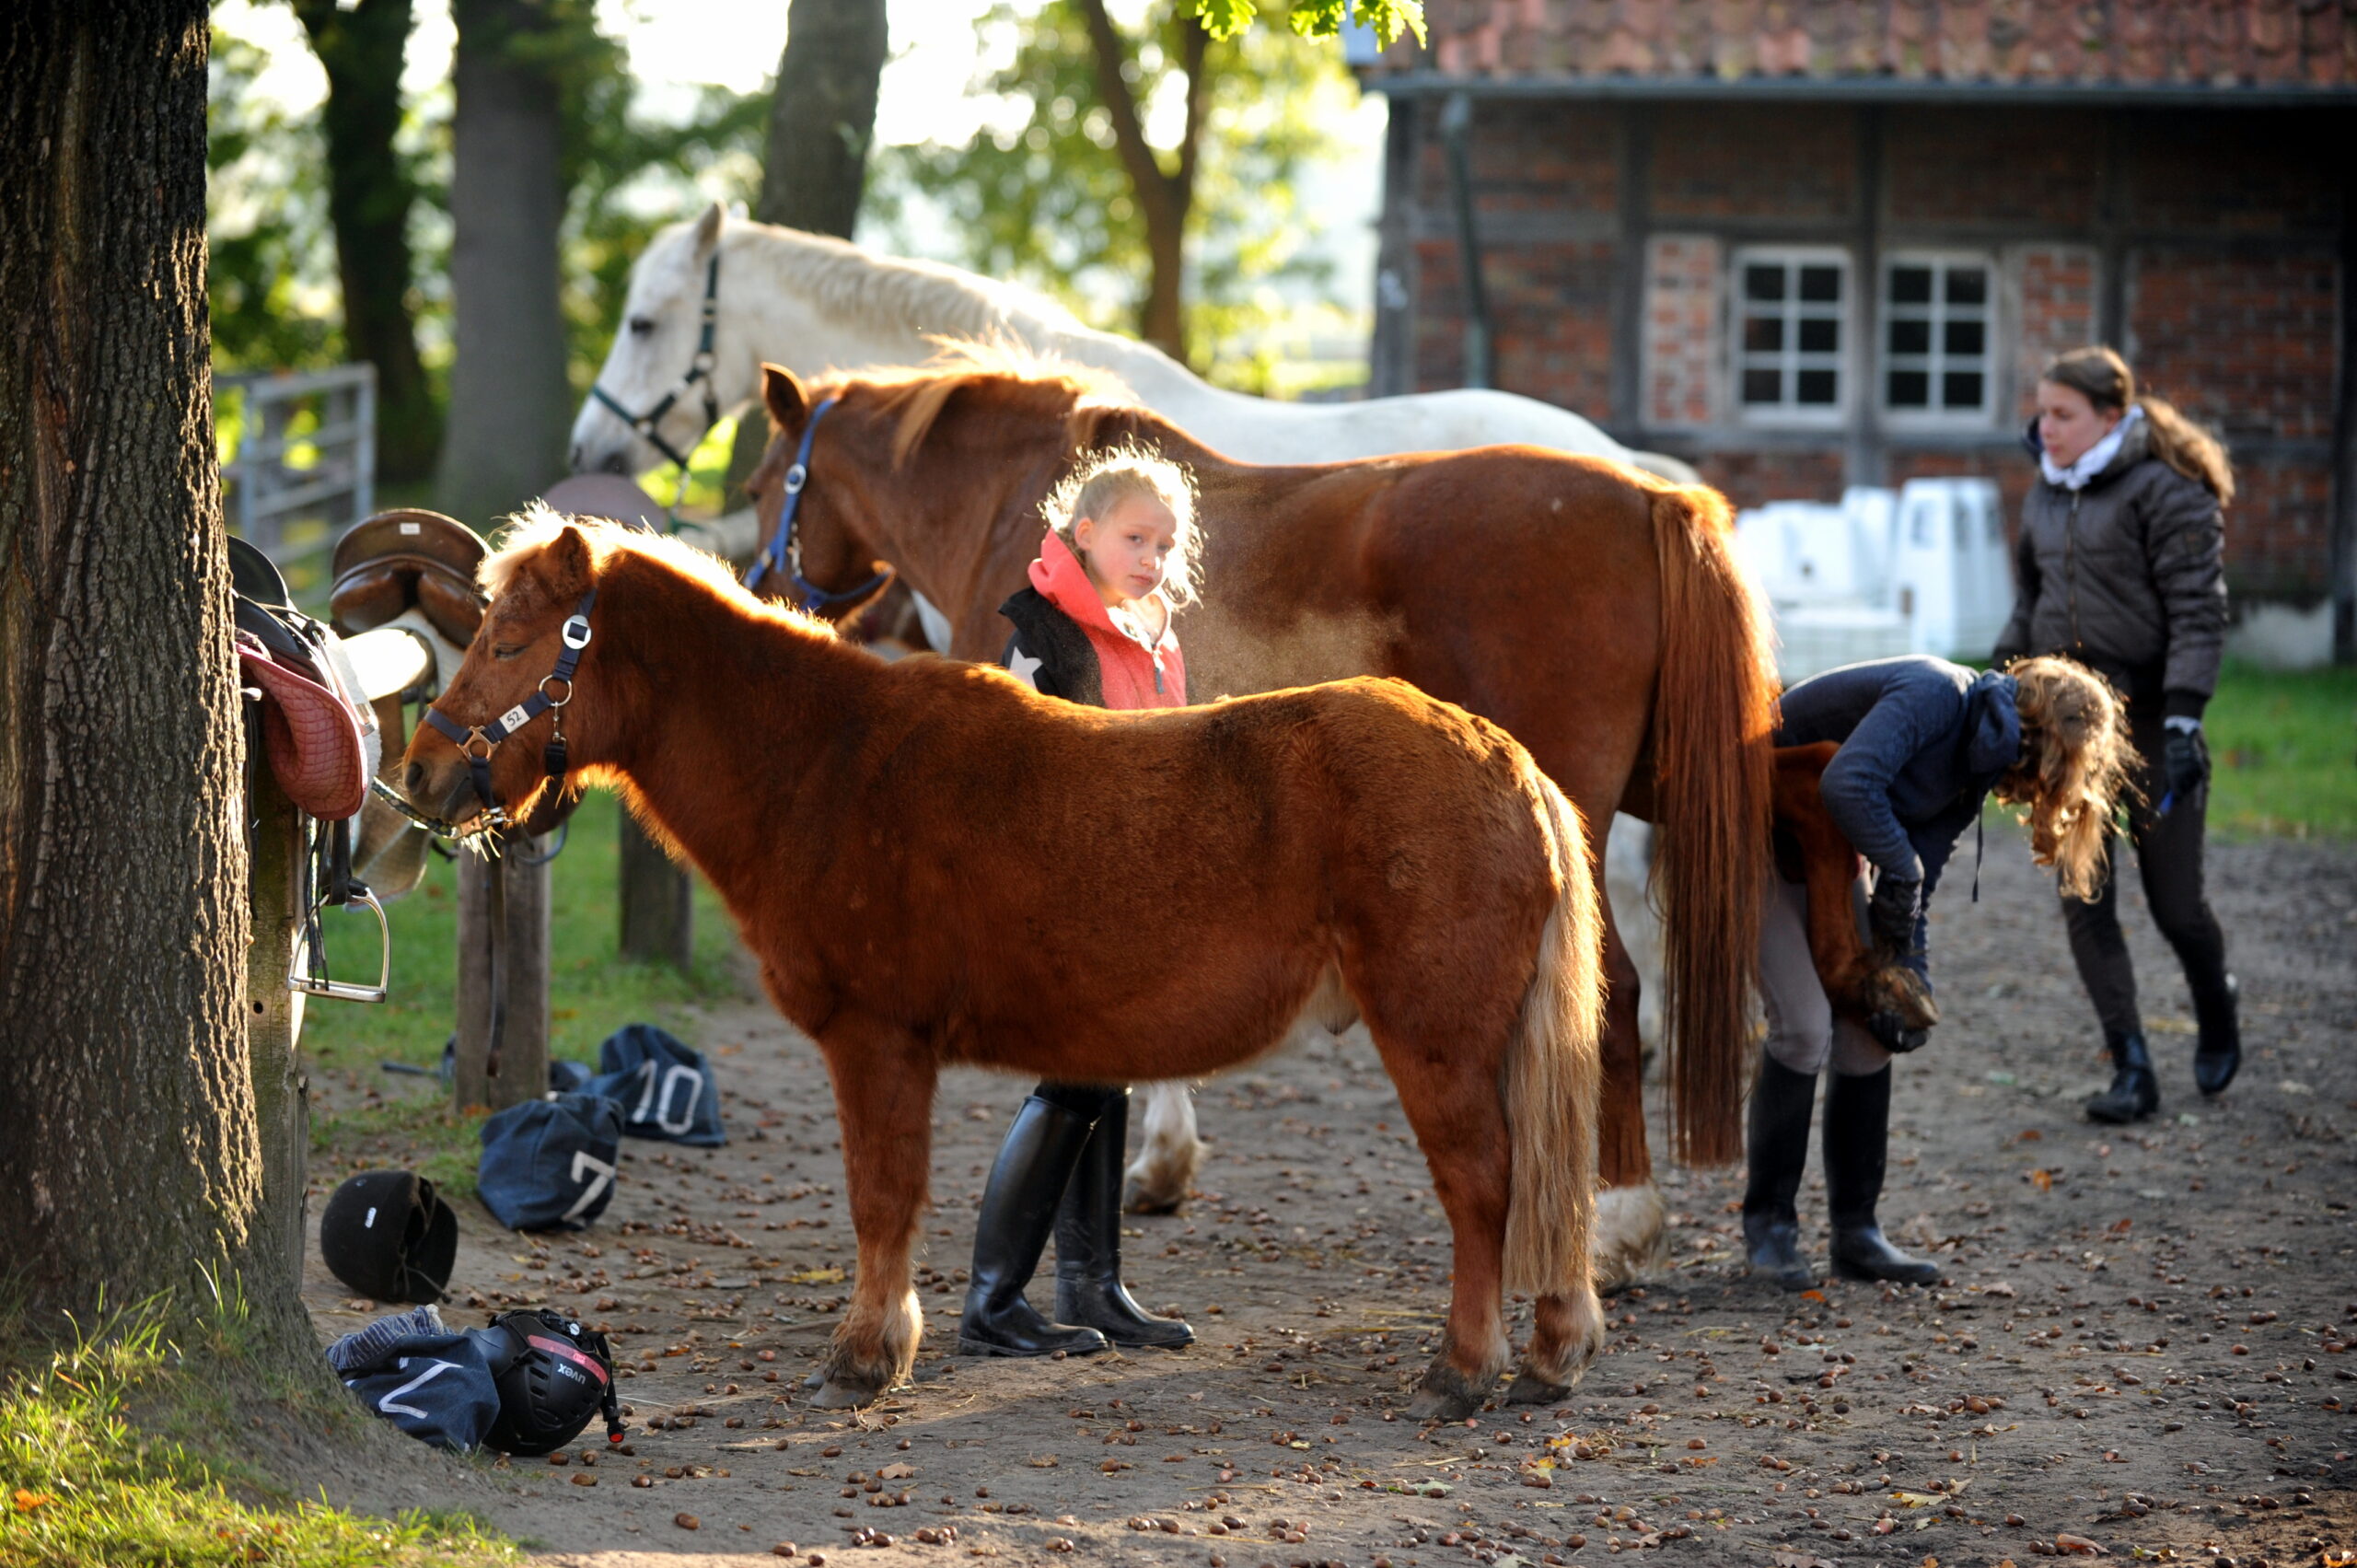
[743,397,893,613]
[590,253,721,474]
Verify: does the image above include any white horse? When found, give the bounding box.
[571,203,1673,1283]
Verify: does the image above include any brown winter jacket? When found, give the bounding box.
[1991,419,2227,719]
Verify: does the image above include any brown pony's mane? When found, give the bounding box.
[809,340,1137,469]
[482,502,839,641]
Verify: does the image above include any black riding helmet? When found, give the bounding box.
[319,1170,459,1304]
[481,1308,626,1457]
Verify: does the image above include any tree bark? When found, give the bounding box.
[759,0,889,239]
[0,2,290,1343]
[293,0,442,484]
[438,0,574,526]
[1074,0,1205,358]
[723,0,891,505]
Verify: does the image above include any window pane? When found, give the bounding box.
[1889,319,1931,355]
[1942,370,1985,408]
[1945,267,1989,306]
[1798,317,1840,354]
[1796,368,1839,405]
[1887,369,1929,408]
[1945,319,1986,356]
[1742,366,1784,405]
[1889,266,1933,306]
[1743,315,1785,353]
[1744,265,1787,302]
[1799,265,1841,303]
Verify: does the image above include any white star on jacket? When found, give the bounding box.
[1005,646,1044,691]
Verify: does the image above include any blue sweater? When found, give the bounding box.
[1775,656,2023,900]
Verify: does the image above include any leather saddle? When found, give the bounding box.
[331,508,491,647]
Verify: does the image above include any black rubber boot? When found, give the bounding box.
[1740,1058,1818,1292]
[2189,970,2241,1098]
[1823,1067,1940,1286]
[958,1097,1109,1358]
[1054,1092,1194,1348]
[2084,1031,2160,1124]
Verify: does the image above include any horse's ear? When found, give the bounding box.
[541,523,595,597]
[693,200,726,256]
[762,363,809,431]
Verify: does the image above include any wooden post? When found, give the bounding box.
[454,842,551,1111]
[619,813,693,968]
[244,708,311,1295]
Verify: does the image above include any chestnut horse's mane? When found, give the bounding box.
[811,340,1140,469]
[483,502,838,639]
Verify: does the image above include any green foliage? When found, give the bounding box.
[0,1305,516,1567]
[869,0,1359,386]
[1185,0,1424,45]
[2203,660,2357,840]
[208,26,342,373]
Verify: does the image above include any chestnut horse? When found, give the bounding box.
[405,513,1608,1416]
[737,353,1779,1284]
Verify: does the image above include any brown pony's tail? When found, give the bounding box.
[1648,482,1777,1167]
[1502,772,1604,1299]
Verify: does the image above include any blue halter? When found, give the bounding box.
[421,588,598,834]
[742,397,892,613]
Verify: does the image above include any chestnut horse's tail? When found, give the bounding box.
[1648,482,1778,1167]
[1503,773,1604,1299]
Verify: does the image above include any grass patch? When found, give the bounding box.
[306,789,743,1076]
[2204,660,2357,839]
[0,1299,515,1568]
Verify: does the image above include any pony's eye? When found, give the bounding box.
[493,644,524,661]
[628,316,656,337]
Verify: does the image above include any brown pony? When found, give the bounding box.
[403,512,1608,1417]
[739,351,1778,1280]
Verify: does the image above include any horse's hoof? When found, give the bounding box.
[1505,1372,1570,1406]
[801,1369,824,1393]
[1120,1175,1185,1216]
[1405,1365,1490,1423]
[808,1375,883,1410]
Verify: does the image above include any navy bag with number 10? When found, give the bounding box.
[587,1023,726,1147]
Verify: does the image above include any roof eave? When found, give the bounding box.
[1360,70,2357,110]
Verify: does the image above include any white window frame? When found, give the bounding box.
[1877,250,2000,429]
[1729,245,1852,430]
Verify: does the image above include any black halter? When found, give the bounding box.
[741,397,892,613]
[420,588,597,835]
[590,252,721,472]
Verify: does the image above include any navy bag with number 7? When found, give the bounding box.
[588,1023,727,1147]
[477,1091,625,1232]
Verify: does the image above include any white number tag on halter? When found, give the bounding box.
[499,703,533,733]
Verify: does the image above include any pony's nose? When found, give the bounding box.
[597,448,632,475]
[403,759,426,796]
[568,442,585,472]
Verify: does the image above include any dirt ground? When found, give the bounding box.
[299,823,2357,1568]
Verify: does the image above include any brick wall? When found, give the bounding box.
[1388,97,2349,596]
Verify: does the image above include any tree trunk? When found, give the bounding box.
[294,0,442,484]
[724,0,890,505]
[760,0,889,239]
[0,2,294,1345]
[438,0,574,527]
[1074,0,1204,359]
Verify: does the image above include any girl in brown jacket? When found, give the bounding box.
[1992,346,2238,1124]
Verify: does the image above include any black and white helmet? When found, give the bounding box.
[481,1309,625,1457]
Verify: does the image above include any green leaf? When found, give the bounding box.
[1189,0,1260,41]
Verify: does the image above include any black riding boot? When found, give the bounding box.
[1054,1093,1194,1348]
[958,1097,1109,1358]
[2189,970,2241,1098]
[2084,1031,2160,1124]
[1823,1067,1940,1285]
[1741,1058,1818,1292]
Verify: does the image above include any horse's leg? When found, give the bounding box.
[1122,1081,1204,1215]
[1359,1022,1515,1422]
[1510,1285,1608,1406]
[810,1013,936,1408]
[1594,889,1670,1294]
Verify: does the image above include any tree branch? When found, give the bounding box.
[1074,0,1178,234]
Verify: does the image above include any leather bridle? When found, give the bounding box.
[590,252,721,473]
[742,396,892,613]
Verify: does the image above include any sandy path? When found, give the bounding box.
[301,824,2357,1567]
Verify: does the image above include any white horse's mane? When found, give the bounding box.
[729,221,1092,345]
